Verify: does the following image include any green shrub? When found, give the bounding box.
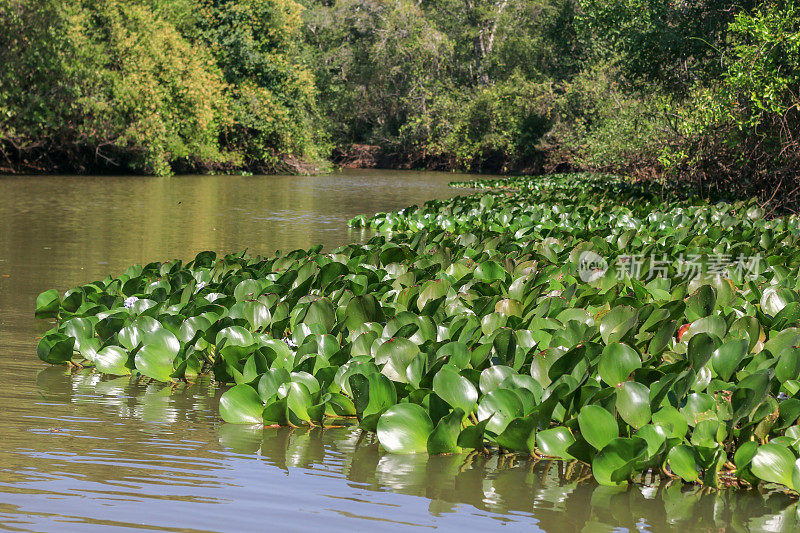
[717,0,800,194]
[0,0,230,175]
[0,0,327,175]
[197,0,328,173]
[548,63,681,176]
[409,75,555,172]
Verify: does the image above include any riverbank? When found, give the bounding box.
[330,144,549,175]
[0,141,545,177]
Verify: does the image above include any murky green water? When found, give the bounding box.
[0,170,797,532]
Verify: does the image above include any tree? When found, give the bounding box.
[0,0,229,175]
[196,0,326,172]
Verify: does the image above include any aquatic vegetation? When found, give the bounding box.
[34,172,800,493]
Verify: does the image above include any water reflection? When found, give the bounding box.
[2,170,799,531]
[24,368,800,532]
[217,420,800,532]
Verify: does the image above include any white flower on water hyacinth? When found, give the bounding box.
[124,296,139,308]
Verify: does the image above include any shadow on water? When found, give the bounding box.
[28,367,800,532]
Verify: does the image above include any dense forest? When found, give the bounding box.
[1,0,799,204]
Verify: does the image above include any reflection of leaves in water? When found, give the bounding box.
[218,424,263,455]
[36,369,800,531]
[37,367,222,425]
[376,454,429,492]
[215,425,800,531]
[138,383,177,424]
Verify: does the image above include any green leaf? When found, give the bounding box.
[458,419,490,450]
[600,306,637,344]
[667,445,699,482]
[479,365,516,394]
[681,393,716,426]
[286,381,314,423]
[691,420,727,448]
[349,372,397,419]
[142,327,180,355]
[243,300,271,331]
[592,437,647,485]
[37,332,75,364]
[687,333,715,370]
[216,326,254,347]
[377,338,420,383]
[262,397,288,426]
[634,424,668,458]
[436,341,471,369]
[377,404,434,454]
[536,427,575,460]
[495,298,523,317]
[234,279,261,301]
[495,414,538,453]
[685,285,716,321]
[257,368,290,402]
[598,343,641,387]
[219,384,264,425]
[711,339,748,382]
[178,316,212,343]
[578,405,618,450]
[761,287,793,316]
[303,299,336,332]
[134,344,175,382]
[427,408,465,454]
[474,261,506,282]
[433,366,478,415]
[35,289,60,318]
[764,328,800,356]
[734,440,758,471]
[684,316,727,342]
[345,295,384,330]
[652,406,688,438]
[649,320,677,355]
[477,389,524,434]
[751,443,797,489]
[492,328,517,365]
[776,347,800,383]
[94,346,131,376]
[616,382,651,429]
[774,302,800,329]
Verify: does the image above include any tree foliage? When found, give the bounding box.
[0,0,323,175]
[1,0,798,197]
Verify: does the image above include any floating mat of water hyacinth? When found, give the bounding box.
[35,173,800,492]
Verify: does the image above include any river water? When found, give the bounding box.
[0,170,796,532]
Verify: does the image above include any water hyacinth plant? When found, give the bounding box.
[34,173,800,492]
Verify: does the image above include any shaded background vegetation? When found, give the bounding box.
[1,0,799,207]
[0,0,326,175]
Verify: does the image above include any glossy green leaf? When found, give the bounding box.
[35,289,60,318]
[598,343,641,387]
[668,445,700,482]
[477,389,524,434]
[220,384,264,425]
[377,403,434,454]
[433,366,478,415]
[94,346,131,376]
[751,443,797,489]
[616,382,651,429]
[592,437,647,486]
[536,427,575,460]
[578,405,618,451]
[711,339,748,382]
[427,408,465,455]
